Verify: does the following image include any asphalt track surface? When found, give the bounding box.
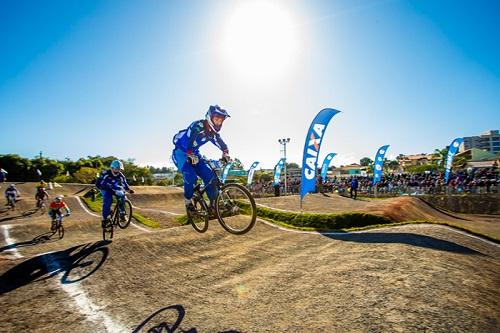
[0,183,499,332]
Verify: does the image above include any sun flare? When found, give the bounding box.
[221,1,299,82]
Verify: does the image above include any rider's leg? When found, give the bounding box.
[49,210,56,229]
[102,190,113,221]
[181,161,198,209]
[173,149,196,209]
[196,160,217,207]
[116,193,126,219]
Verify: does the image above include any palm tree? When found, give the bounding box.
[432,148,448,170]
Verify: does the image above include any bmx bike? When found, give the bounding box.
[51,212,68,239]
[187,157,257,235]
[102,194,133,240]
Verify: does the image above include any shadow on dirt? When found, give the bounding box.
[0,241,110,295]
[133,304,241,333]
[324,232,482,254]
[0,208,38,222]
[0,231,59,253]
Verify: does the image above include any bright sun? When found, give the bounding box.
[221,1,299,82]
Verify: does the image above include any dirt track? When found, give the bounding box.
[0,183,499,332]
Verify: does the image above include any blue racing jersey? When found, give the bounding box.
[96,170,130,192]
[173,120,228,155]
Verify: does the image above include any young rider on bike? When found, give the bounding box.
[49,195,71,230]
[172,105,231,212]
[35,181,49,207]
[4,184,20,206]
[95,160,134,226]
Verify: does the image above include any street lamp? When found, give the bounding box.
[278,138,290,195]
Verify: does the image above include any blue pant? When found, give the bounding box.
[101,189,125,220]
[172,148,217,202]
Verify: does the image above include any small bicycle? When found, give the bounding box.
[36,197,47,212]
[102,194,133,240]
[51,213,68,239]
[187,157,257,235]
[6,194,16,210]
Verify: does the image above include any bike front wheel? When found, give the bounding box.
[215,183,256,235]
[58,223,65,239]
[117,199,133,229]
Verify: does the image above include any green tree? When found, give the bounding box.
[432,148,448,171]
[73,167,99,184]
[32,157,65,181]
[0,154,32,181]
[360,157,372,167]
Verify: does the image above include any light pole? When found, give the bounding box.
[278,138,290,195]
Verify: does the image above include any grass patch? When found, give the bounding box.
[131,213,161,228]
[80,195,160,228]
[176,215,190,226]
[256,204,500,243]
[255,204,394,230]
[80,196,102,213]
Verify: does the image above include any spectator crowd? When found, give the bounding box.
[249,168,499,196]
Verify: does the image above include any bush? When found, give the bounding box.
[73,167,99,184]
[53,175,73,183]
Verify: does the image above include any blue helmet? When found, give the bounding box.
[110,160,124,171]
[205,105,230,132]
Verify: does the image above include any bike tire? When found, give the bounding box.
[117,199,132,229]
[102,220,114,240]
[189,197,209,233]
[58,223,64,239]
[215,183,257,235]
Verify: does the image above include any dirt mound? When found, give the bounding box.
[258,194,472,222]
[1,218,499,332]
[129,192,184,209]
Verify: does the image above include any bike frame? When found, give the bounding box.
[7,194,16,207]
[192,159,225,205]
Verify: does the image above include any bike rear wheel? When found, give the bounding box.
[102,220,114,240]
[117,199,133,229]
[215,183,257,235]
[188,197,209,233]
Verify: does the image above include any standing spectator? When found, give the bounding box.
[0,168,7,183]
[350,176,359,199]
[274,182,280,197]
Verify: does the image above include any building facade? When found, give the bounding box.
[462,130,500,154]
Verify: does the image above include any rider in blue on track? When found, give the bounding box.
[95,160,134,226]
[172,105,231,212]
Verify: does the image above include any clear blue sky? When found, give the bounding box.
[1,0,499,169]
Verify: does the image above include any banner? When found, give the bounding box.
[320,153,337,182]
[221,162,234,184]
[247,161,260,186]
[300,108,341,200]
[373,145,390,185]
[444,137,464,183]
[36,169,42,176]
[273,158,286,185]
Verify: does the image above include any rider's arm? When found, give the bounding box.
[185,120,204,154]
[96,171,112,190]
[64,203,71,215]
[211,132,229,154]
[119,173,131,192]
